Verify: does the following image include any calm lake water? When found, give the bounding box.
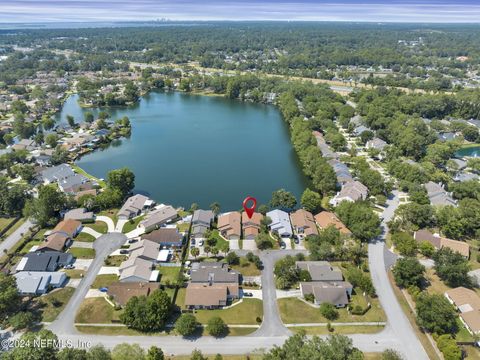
[456,146,480,158]
[56,92,308,209]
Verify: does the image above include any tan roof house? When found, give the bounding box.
[37,219,82,252]
[185,283,229,309]
[242,212,263,240]
[445,287,480,335]
[107,282,161,306]
[139,205,177,233]
[290,209,318,237]
[314,211,351,236]
[217,212,242,240]
[414,229,469,258]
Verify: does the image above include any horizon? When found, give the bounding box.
[1,1,480,24]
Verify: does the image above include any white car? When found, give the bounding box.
[198,240,204,246]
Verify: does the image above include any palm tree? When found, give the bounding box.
[190,247,199,259]
[209,202,221,215]
[204,246,211,257]
[211,248,219,259]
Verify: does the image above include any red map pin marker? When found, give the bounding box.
[243,196,257,219]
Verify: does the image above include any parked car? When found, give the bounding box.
[280,241,286,249]
[128,239,138,244]
[190,239,196,245]
[243,292,253,297]
[294,237,299,244]
[120,249,129,255]
[198,240,204,246]
[64,264,75,269]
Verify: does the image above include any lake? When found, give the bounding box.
[456,146,480,158]
[55,92,308,210]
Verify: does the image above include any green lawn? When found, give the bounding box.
[61,269,85,278]
[75,298,123,324]
[177,222,190,233]
[455,318,475,342]
[85,221,108,234]
[193,299,263,325]
[159,266,181,285]
[0,217,16,234]
[278,297,386,324]
[3,218,26,238]
[104,255,127,266]
[289,325,385,335]
[19,239,42,254]
[75,232,96,242]
[71,164,106,188]
[231,258,262,276]
[68,248,96,259]
[122,215,144,233]
[211,230,230,252]
[99,209,119,224]
[37,287,75,322]
[91,274,119,289]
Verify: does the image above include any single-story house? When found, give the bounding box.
[141,228,184,248]
[296,261,343,282]
[266,209,293,238]
[37,219,82,252]
[300,281,353,307]
[39,164,75,184]
[117,194,154,220]
[314,211,351,236]
[290,209,318,237]
[14,271,67,295]
[453,172,480,183]
[328,159,353,185]
[64,208,95,223]
[185,283,230,309]
[128,240,161,262]
[118,257,157,283]
[139,205,178,233]
[190,262,240,287]
[445,287,480,335]
[242,212,263,240]
[191,209,214,239]
[365,137,388,152]
[107,281,161,307]
[424,181,457,207]
[16,251,74,272]
[330,180,368,206]
[217,211,242,240]
[414,229,470,258]
[58,174,90,193]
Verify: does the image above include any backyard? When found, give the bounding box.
[68,247,96,259]
[122,215,144,233]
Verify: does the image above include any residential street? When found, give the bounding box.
[0,219,33,254]
[48,232,127,335]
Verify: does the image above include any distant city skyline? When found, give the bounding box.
[1,0,480,24]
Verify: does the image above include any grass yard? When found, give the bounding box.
[289,325,385,335]
[0,217,16,234]
[104,255,127,266]
[278,297,386,324]
[99,209,119,223]
[71,164,106,188]
[177,222,190,233]
[19,239,42,254]
[174,288,186,308]
[231,258,262,276]
[122,215,144,233]
[3,218,26,238]
[193,299,263,325]
[85,221,108,234]
[68,247,96,259]
[210,230,230,253]
[75,325,171,336]
[37,287,75,322]
[61,269,85,278]
[159,266,181,285]
[91,274,119,289]
[75,232,96,242]
[75,298,123,324]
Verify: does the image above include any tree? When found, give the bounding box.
[111,343,145,360]
[392,257,425,288]
[190,247,200,258]
[86,345,112,360]
[3,329,58,360]
[189,202,199,212]
[382,349,403,360]
[270,189,297,211]
[255,232,274,250]
[120,290,171,331]
[57,348,88,360]
[45,133,59,148]
[50,146,69,165]
[146,346,164,360]
[300,188,322,213]
[209,202,220,215]
[84,112,94,123]
[336,201,381,242]
[391,232,417,256]
[0,273,20,319]
[66,115,76,127]
[0,177,28,217]
[436,334,462,360]
[23,185,68,227]
[419,240,435,257]
[206,316,227,337]
[319,303,339,320]
[175,314,198,336]
[433,247,471,287]
[258,204,269,215]
[190,350,207,360]
[225,252,240,265]
[107,167,135,198]
[416,292,457,334]
[8,311,35,330]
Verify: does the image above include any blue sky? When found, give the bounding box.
[1,0,480,23]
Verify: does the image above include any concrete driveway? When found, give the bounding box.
[80,226,101,239]
[48,232,127,335]
[229,239,240,250]
[242,239,257,251]
[96,216,116,233]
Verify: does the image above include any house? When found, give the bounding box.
[139,205,177,233]
[414,229,470,258]
[296,261,343,281]
[39,164,75,184]
[14,271,67,295]
[107,282,161,306]
[300,281,353,307]
[290,209,318,237]
[242,212,263,240]
[328,159,353,185]
[438,132,456,142]
[448,158,468,171]
[185,262,240,309]
[128,240,161,262]
[366,138,388,152]
[37,219,82,252]
[314,211,351,236]
[117,194,154,220]
[330,180,368,206]
[118,257,157,283]
[11,139,36,152]
[453,172,480,183]
[266,209,293,238]
[64,208,95,223]
[58,174,90,193]
[445,287,480,335]
[16,251,74,272]
[424,181,457,207]
[141,228,184,248]
[191,209,214,239]
[217,211,242,240]
[353,125,370,136]
[74,188,98,201]
[313,131,339,160]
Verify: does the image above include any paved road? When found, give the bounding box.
[0,219,33,254]
[48,232,127,334]
[368,190,429,360]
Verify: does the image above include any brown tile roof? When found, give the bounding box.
[290,209,318,236]
[217,212,241,238]
[107,282,161,306]
[414,229,442,248]
[185,283,229,307]
[53,219,81,238]
[414,229,469,257]
[38,233,69,252]
[141,228,183,245]
[314,211,351,235]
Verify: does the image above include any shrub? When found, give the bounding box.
[304,293,315,303]
[319,303,339,320]
[206,316,227,337]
